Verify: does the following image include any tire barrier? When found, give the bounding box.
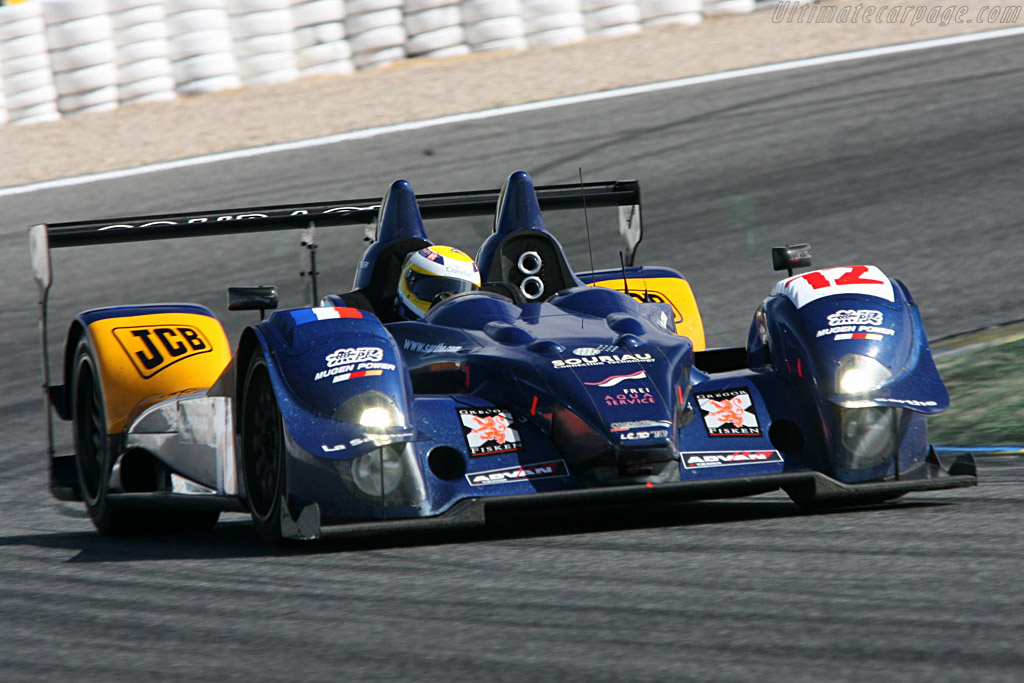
[404,0,467,58]
[110,0,176,105]
[42,0,119,116]
[582,0,642,38]
[703,0,757,15]
[0,0,768,127]
[0,0,60,124]
[346,0,407,69]
[462,0,527,52]
[291,0,354,76]
[522,0,584,47]
[638,0,703,26]
[228,0,298,86]
[165,0,241,95]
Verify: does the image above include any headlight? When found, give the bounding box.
[334,443,427,507]
[360,406,395,429]
[839,407,898,469]
[835,354,891,395]
[335,390,406,431]
[351,446,405,497]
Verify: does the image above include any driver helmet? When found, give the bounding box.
[397,246,481,319]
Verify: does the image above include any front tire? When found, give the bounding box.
[240,352,286,544]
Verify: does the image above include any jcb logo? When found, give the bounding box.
[112,325,213,378]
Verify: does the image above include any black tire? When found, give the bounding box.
[240,352,286,544]
[72,339,136,535]
[72,339,221,536]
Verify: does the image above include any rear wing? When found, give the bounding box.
[32,178,641,247]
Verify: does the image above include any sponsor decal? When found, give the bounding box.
[402,339,462,354]
[321,429,416,453]
[326,347,383,367]
[573,345,619,356]
[466,460,568,486]
[419,247,442,263]
[552,353,655,369]
[873,397,939,407]
[816,324,894,340]
[610,420,671,432]
[112,325,212,378]
[620,429,669,441]
[695,389,761,437]
[459,408,523,456]
[833,332,884,341]
[97,205,380,232]
[827,309,883,327]
[584,370,647,388]
[315,346,395,382]
[682,450,783,469]
[605,387,656,407]
[290,307,363,325]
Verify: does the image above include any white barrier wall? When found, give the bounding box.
[0,0,753,126]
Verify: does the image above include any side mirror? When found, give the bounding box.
[228,286,278,320]
[772,243,812,277]
[29,224,52,294]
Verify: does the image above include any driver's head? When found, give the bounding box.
[397,246,481,319]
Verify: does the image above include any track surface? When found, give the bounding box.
[2,37,1023,681]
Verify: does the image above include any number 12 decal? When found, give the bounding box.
[774,265,894,308]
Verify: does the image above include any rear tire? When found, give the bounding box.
[72,339,136,535]
[240,352,286,544]
[72,338,221,535]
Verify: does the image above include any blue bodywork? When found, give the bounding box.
[243,172,955,527]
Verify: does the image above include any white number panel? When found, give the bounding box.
[772,265,895,309]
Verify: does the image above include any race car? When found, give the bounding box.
[28,170,977,542]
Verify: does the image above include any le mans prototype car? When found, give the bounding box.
[29,171,977,542]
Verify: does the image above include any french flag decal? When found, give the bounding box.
[290,307,363,325]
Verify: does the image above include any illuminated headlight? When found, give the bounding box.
[335,390,405,432]
[360,406,395,429]
[351,446,405,497]
[835,354,891,395]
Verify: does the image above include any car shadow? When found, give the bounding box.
[0,497,947,563]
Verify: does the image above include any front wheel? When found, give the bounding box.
[240,352,286,544]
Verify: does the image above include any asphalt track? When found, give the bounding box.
[2,34,1023,682]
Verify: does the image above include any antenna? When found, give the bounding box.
[619,251,630,297]
[579,167,596,283]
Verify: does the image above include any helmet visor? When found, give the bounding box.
[406,270,477,303]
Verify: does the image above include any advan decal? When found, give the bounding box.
[695,389,761,437]
[465,460,568,486]
[682,450,783,469]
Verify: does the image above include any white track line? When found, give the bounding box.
[3,25,1023,199]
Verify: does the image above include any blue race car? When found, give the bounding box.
[29,171,976,542]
